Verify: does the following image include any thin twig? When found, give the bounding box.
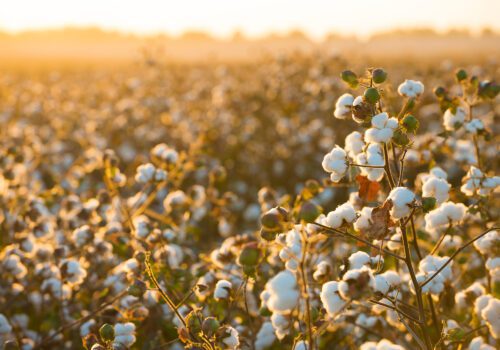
[420,227,498,288]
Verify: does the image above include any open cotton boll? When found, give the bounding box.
[294,340,309,350]
[465,118,485,134]
[373,270,401,295]
[443,106,467,131]
[338,266,376,300]
[114,322,136,347]
[453,140,477,164]
[455,282,486,309]
[480,298,500,339]
[279,227,303,272]
[151,143,179,164]
[0,314,12,335]
[461,166,500,196]
[334,93,354,119]
[473,230,498,256]
[354,207,373,232]
[486,258,500,282]
[325,202,357,229]
[61,259,87,285]
[398,80,424,98]
[387,187,415,219]
[345,131,365,158]
[320,281,346,317]
[361,339,405,350]
[132,215,151,238]
[415,255,453,295]
[254,321,276,350]
[72,225,93,247]
[424,202,467,234]
[135,163,156,183]
[322,146,348,182]
[356,143,385,182]
[214,279,232,300]
[387,232,402,251]
[264,270,299,314]
[270,313,290,340]
[422,176,451,205]
[313,261,331,281]
[221,326,240,349]
[365,113,399,143]
[468,336,496,350]
[348,251,371,269]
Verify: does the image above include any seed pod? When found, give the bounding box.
[433,86,446,98]
[364,88,380,104]
[99,324,115,342]
[238,242,262,267]
[297,201,322,223]
[372,68,387,84]
[401,115,419,133]
[202,317,220,337]
[392,130,410,147]
[455,69,467,82]
[341,70,359,88]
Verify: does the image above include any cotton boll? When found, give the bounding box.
[72,225,93,247]
[481,298,500,339]
[387,187,415,219]
[325,202,357,229]
[294,341,308,350]
[80,319,96,337]
[373,271,401,295]
[354,207,373,232]
[348,251,371,269]
[443,107,467,131]
[313,261,331,281]
[61,259,87,286]
[465,118,485,134]
[270,313,290,340]
[422,176,450,205]
[334,93,354,119]
[345,131,365,159]
[322,146,348,182]
[486,258,500,282]
[455,282,486,309]
[473,230,498,256]
[365,113,399,144]
[398,80,424,98]
[453,140,477,164]
[221,326,240,349]
[320,281,347,317]
[151,143,178,164]
[424,202,467,234]
[114,322,136,347]
[214,280,232,300]
[468,336,496,350]
[255,322,276,350]
[361,339,405,350]
[135,163,156,183]
[132,215,151,238]
[338,266,375,300]
[264,270,299,314]
[461,166,500,196]
[387,232,402,251]
[0,314,12,335]
[474,294,493,318]
[356,143,385,182]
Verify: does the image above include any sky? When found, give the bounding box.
[1,0,499,39]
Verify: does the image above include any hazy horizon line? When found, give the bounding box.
[1,24,499,41]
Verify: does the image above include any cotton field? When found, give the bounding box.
[0,54,499,350]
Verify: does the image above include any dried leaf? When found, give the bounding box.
[366,199,393,240]
[356,175,381,202]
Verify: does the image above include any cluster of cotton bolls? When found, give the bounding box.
[365,113,399,144]
[134,163,167,184]
[461,166,500,196]
[322,146,348,182]
[355,144,385,181]
[260,270,300,339]
[424,201,467,235]
[414,255,453,296]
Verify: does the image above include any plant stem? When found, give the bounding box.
[399,221,432,350]
[383,143,396,189]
